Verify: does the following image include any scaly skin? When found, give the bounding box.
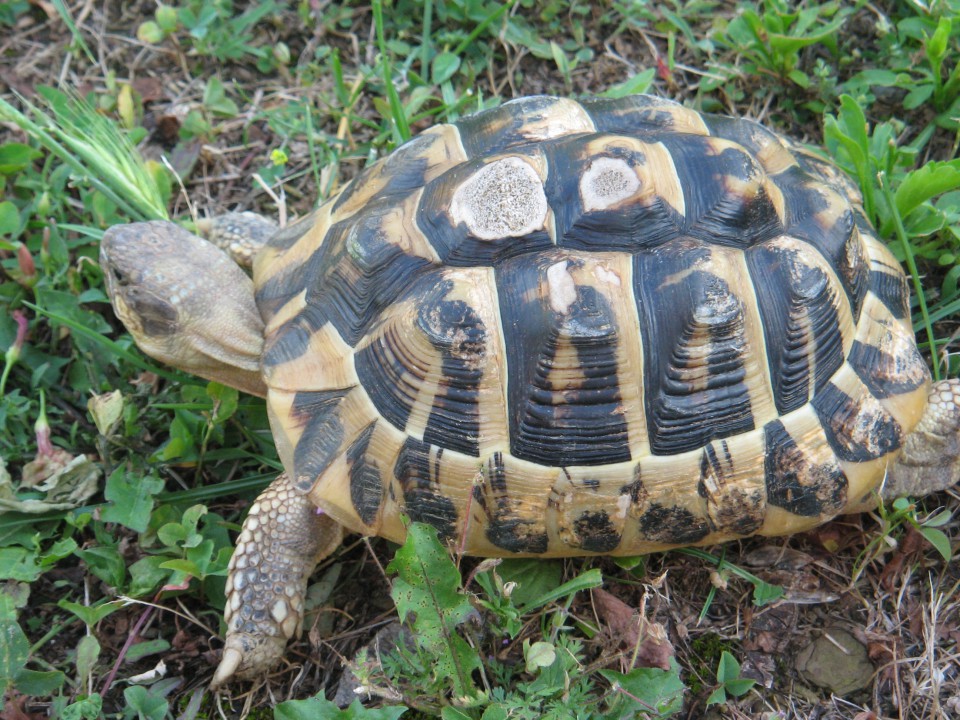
[211,473,344,689]
[884,378,960,501]
[196,212,278,269]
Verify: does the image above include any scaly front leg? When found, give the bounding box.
[211,473,344,688]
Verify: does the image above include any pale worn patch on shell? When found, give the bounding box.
[450,156,548,240]
[579,157,641,211]
[546,261,578,314]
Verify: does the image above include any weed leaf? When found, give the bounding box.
[388,522,481,698]
[894,160,960,220]
[0,592,29,690]
[101,467,165,533]
[601,659,685,717]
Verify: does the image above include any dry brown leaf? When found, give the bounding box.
[593,588,674,670]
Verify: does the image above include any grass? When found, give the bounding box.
[1,1,959,718]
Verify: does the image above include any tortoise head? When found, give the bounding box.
[101,221,268,397]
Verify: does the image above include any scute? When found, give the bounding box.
[256,95,930,556]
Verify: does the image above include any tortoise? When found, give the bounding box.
[99,94,960,688]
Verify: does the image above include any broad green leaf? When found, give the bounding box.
[920,527,952,561]
[0,143,41,174]
[716,650,740,683]
[903,84,934,110]
[125,638,170,662]
[75,545,126,589]
[388,522,481,697]
[927,17,951,64]
[705,686,727,707]
[0,593,29,689]
[0,201,19,235]
[123,684,168,720]
[524,640,556,673]
[724,677,756,697]
[207,382,238,424]
[58,599,120,627]
[518,567,603,612]
[751,577,785,606]
[431,52,461,84]
[14,668,64,695]
[495,558,561,608]
[894,161,960,221]
[75,635,100,684]
[275,695,407,719]
[601,69,656,98]
[59,694,103,720]
[101,467,164,533]
[601,660,685,718]
[0,547,41,582]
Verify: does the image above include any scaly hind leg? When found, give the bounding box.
[883,378,960,501]
[211,472,344,688]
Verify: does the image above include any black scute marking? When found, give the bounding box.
[869,269,910,320]
[346,421,382,525]
[770,166,867,320]
[700,114,788,160]
[697,442,764,535]
[255,238,328,324]
[580,95,688,135]
[332,132,440,213]
[306,206,434,346]
[355,307,423,434]
[763,419,848,516]
[542,138,683,251]
[417,157,553,266]
[265,212,317,252]
[637,504,711,544]
[262,303,327,370]
[497,255,630,466]
[483,452,549,554]
[847,339,928,399]
[812,383,903,462]
[659,135,782,248]
[571,510,622,553]
[291,389,352,492]
[634,247,755,455]
[746,243,845,415]
[394,438,458,540]
[418,292,485,456]
[454,96,576,158]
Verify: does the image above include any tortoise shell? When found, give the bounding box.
[252,95,930,556]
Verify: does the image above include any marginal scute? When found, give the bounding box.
[637,503,711,545]
[479,452,550,554]
[812,380,903,462]
[848,296,929,399]
[346,422,383,526]
[697,440,765,535]
[763,417,848,517]
[394,438,459,540]
[290,389,351,492]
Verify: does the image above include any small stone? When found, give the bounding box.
[795,627,874,695]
